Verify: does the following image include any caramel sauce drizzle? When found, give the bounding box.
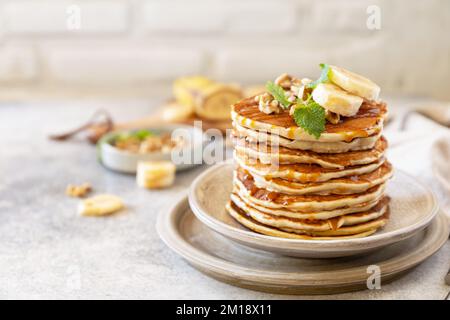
[233,96,387,141]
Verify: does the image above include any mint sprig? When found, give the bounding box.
[306,63,330,89]
[292,100,326,139]
[116,129,154,142]
[265,81,291,109]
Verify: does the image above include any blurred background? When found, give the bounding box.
[0,0,448,102]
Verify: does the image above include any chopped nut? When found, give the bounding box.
[257,93,280,114]
[66,183,92,198]
[325,110,341,124]
[291,78,302,86]
[301,78,313,86]
[274,73,294,89]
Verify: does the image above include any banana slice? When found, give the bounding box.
[194,84,242,120]
[78,194,124,216]
[329,65,380,101]
[312,83,363,117]
[173,76,213,109]
[173,76,242,121]
[162,102,194,122]
[137,161,176,189]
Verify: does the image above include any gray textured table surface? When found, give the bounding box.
[0,98,449,300]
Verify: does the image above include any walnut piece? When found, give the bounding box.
[257,93,280,114]
[325,110,341,124]
[66,183,92,198]
[274,73,294,89]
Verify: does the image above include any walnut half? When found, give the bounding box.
[66,183,92,198]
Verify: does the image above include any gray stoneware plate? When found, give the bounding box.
[188,161,439,258]
[157,196,449,295]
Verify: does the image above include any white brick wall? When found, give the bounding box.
[43,44,205,84]
[308,0,376,33]
[1,1,128,34]
[0,44,37,82]
[0,0,448,99]
[142,0,297,34]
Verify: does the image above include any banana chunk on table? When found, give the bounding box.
[137,161,176,189]
[78,194,124,216]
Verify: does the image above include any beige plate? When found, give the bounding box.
[188,162,439,258]
[157,197,449,295]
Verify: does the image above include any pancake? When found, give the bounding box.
[232,135,388,169]
[232,191,384,220]
[226,71,391,240]
[251,162,393,195]
[233,122,381,153]
[235,151,385,183]
[230,193,390,232]
[226,201,380,240]
[279,215,388,236]
[232,96,387,143]
[234,170,386,212]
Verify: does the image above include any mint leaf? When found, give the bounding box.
[117,129,154,142]
[265,81,291,109]
[134,129,154,140]
[306,63,330,89]
[292,101,326,139]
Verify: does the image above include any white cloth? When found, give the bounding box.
[385,112,450,215]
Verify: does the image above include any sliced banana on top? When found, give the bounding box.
[312,83,363,117]
[329,65,380,101]
[78,194,124,217]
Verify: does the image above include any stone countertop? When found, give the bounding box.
[0,98,449,300]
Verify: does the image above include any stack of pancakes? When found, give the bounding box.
[226,97,392,240]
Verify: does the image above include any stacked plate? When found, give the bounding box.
[157,88,448,294]
[156,161,448,294]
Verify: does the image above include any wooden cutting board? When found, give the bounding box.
[114,111,231,133]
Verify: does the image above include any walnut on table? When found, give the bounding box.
[65,183,92,198]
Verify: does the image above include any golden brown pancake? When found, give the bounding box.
[232,188,384,220]
[230,193,390,232]
[232,135,388,169]
[226,201,386,240]
[235,150,385,183]
[250,162,393,195]
[232,96,387,143]
[234,169,386,212]
[233,122,381,153]
[227,84,391,240]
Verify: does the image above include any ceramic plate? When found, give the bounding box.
[188,162,439,258]
[157,197,449,295]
